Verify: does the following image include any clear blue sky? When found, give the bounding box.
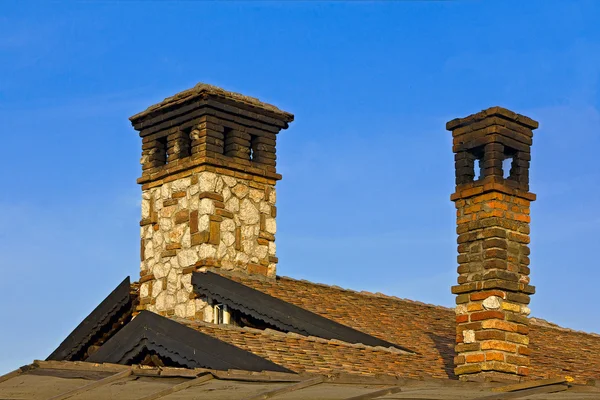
[1,1,599,374]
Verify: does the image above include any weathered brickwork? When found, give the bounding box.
[130,83,293,319]
[446,107,539,382]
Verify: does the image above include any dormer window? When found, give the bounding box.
[213,303,231,325]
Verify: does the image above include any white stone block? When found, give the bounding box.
[177,249,198,267]
[482,296,501,310]
[140,282,149,298]
[172,178,190,192]
[232,183,249,199]
[265,217,276,234]
[198,244,216,259]
[463,330,476,344]
[240,199,259,224]
[174,304,186,318]
[199,198,214,215]
[221,219,235,232]
[199,172,217,192]
[225,197,240,213]
[222,176,237,187]
[152,280,163,298]
[249,189,264,202]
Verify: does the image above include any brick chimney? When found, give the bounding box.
[130,84,293,319]
[446,107,538,382]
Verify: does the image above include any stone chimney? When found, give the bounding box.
[130,84,293,319]
[446,107,538,382]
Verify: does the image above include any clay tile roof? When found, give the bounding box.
[222,273,600,384]
[129,83,294,123]
[192,271,410,352]
[176,319,449,380]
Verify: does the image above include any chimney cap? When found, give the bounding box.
[130,82,294,124]
[446,106,539,131]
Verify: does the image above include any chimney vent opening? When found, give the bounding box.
[157,136,168,166]
[249,135,258,162]
[180,127,192,159]
[503,156,514,179]
[475,158,483,181]
[223,127,232,156]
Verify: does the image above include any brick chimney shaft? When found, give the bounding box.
[446,107,539,382]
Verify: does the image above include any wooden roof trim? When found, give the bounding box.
[0,364,35,385]
[137,373,214,400]
[344,386,403,400]
[44,369,132,400]
[473,384,570,399]
[242,376,324,400]
[28,359,407,385]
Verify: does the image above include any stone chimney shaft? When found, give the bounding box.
[130,83,293,319]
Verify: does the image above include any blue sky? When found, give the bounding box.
[1,1,599,374]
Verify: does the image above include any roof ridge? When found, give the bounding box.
[276,276,454,312]
[173,318,414,356]
[239,274,600,339]
[530,317,600,337]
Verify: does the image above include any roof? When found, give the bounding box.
[86,311,291,373]
[2,361,598,400]
[223,272,600,385]
[129,82,294,123]
[224,273,457,379]
[178,319,440,379]
[41,271,600,386]
[192,271,410,352]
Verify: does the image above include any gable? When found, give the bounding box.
[87,311,292,373]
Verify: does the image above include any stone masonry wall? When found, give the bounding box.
[138,169,277,319]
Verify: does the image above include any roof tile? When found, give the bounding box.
[218,273,600,384]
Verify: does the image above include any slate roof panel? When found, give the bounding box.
[87,311,292,373]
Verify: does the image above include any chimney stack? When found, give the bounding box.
[446,107,538,382]
[130,84,293,320]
